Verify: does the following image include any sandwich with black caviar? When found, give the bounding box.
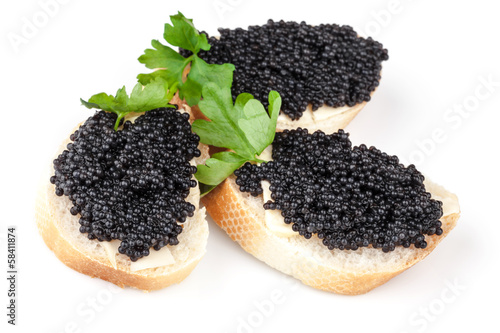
[193,84,460,295]
[35,80,211,291]
[35,13,231,291]
[177,19,388,133]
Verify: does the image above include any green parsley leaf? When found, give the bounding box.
[193,83,282,194]
[81,77,175,130]
[195,151,247,186]
[138,12,234,107]
[164,12,210,53]
[137,39,189,88]
[180,57,235,106]
[192,83,256,159]
[238,90,282,154]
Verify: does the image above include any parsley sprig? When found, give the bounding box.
[80,77,175,130]
[137,12,235,107]
[193,83,282,194]
[80,12,282,195]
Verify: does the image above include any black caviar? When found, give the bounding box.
[50,109,201,261]
[234,129,443,252]
[181,20,388,120]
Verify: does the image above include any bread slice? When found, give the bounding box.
[275,101,367,133]
[191,99,368,135]
[202,176,460,295]
[35,110,210,291]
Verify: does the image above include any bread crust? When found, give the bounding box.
[35,182,204,291]
[35,113,209,291]
[202,176,460,295]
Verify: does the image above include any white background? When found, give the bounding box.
[1,0,499,332]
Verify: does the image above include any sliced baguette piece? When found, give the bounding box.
[275,101,367,133]
[35,110,210,291]
[274,81,378,133]
[202,176,460,295]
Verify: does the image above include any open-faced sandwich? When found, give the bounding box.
[36,78,211,291]
[192,83,460,295]
[35,13,229,290]
[179,19,388,132]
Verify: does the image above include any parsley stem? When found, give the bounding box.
[114,113,125,131]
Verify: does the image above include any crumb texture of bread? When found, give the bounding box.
[35,120,210,291]
[202,176,460,295]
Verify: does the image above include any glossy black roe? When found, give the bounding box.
[234,129,443,252]
[51,109,201,261]
[181,20,388,120]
